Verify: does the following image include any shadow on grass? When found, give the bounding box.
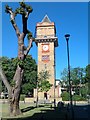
[21,106,36,113]
[21,105,45,113]
[1,105,90,120]
[1,106,68,120]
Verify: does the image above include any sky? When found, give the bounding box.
[1,1,88,79]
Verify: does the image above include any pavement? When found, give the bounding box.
[67,104,89,120]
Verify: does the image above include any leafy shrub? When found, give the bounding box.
[20,94,25,101]
[72,95,86,101]
[61,92,70,101]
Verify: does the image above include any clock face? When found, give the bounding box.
[42,45,49,51]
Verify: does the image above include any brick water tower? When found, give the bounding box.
[35,15,58,99]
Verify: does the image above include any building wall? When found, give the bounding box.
[36,22,55,38]
[35,20,58,98]
[38,42,55,84]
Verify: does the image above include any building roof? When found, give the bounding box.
[41,15,51,23]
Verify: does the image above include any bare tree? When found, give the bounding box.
[0,2,34,116]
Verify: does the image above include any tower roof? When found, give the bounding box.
[41,15,51,23]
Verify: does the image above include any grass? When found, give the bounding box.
[1,103,44,117]
[0,101,69,120]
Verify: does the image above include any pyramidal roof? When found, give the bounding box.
[41,15,51,23]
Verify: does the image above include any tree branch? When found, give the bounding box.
[5,5,20,37]
[19,2,33,35]
[12,21,20,38]
[19,2,33,18]
[22,15,27,35]
[0,68,11,92]
[24,38,33,56]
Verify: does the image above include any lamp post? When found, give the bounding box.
[65,34,72,106]
[65,34,74,120]
[53,64,56,108]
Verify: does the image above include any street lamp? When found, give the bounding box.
[65,34,74,120]
[53,64,56,108]
[65,34,72,106]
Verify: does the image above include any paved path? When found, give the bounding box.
[69,104,89,120]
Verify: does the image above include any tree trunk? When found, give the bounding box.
[8,65,24,116]
[9,98,21,116]
[1,3,33,116]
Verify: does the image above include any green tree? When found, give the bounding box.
[0,57,13,81]
[85,64,90,95]
[72,95,85,101]
[61,67,86,96]
[38,71,52,92]
[60,68,69,87]
[0,55,37,96]
[61,91,70,101]
[71,67,86,85]
[22,55,37,95]
[61,68,68,81]
[0,57,13,91]
[0,2,34,116]
[61,67,85,85]
[80,83,88,98]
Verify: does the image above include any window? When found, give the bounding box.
[44,35,47,38]
[42,55,50,62]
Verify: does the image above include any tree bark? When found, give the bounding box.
[8,65,24,116]
[7,34,33,116]
[0,65,23,116]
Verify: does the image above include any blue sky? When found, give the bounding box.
[1,2,88,79]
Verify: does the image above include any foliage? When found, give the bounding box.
[71,67,86,85]
[80,83,88,98]
[72,95,85,101]
[5,2,33,18]
[11,56,37,95]
[15,2,33,15]
[38,71,52,92]
[0,80,2,92]
[0,55,37,95]
[61,67,86,86]
[74,87,79,95]
[85,64,90,81]
[61,68,68,83]
[38,80,52,92]
[22,55,37,95]
[0,57,14,91]
[20,94,25,101]
[85,64,90,95]
[60,66,88,100]
[61,91,70,101]
[61,91,86,101]
[27,30,33,40]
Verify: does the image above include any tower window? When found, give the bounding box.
[44,35,47,38]
[42,55,50,62]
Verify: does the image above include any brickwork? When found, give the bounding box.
[35,15,58,99]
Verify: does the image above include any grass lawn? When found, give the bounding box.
[0,101,69,120]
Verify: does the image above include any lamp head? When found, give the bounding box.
[65,34,70,41]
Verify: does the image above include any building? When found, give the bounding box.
[34,15,59,100]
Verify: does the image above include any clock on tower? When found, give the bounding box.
[42,44,49,52]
